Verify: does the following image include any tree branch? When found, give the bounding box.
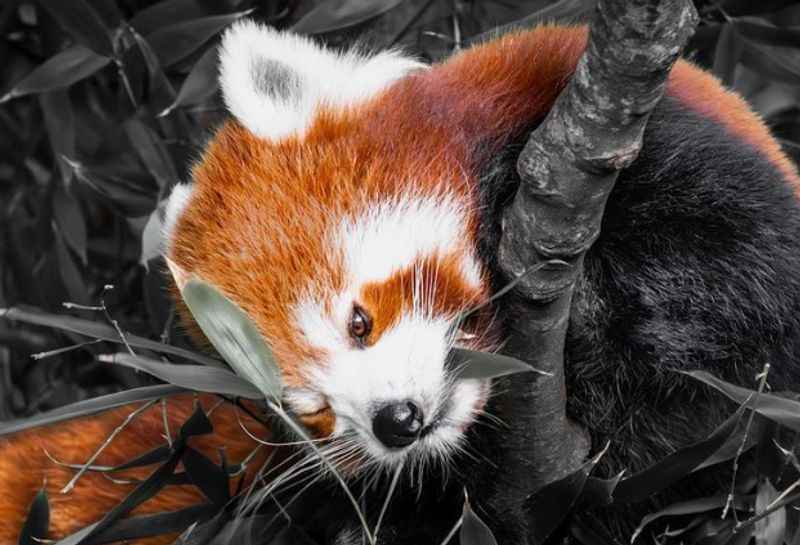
[496,0,698,491]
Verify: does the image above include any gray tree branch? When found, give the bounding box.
[496,0,699,490]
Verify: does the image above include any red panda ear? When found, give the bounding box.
[218,20,425,141]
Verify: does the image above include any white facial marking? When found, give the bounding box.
[288,196,489,468]
[219,20,425,141]
[162,183,194,249]
[338,197,483,288]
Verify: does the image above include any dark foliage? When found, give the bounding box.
[2,0,800,544]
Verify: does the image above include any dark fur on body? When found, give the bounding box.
[258,93,800,544]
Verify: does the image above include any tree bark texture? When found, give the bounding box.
[495,0,699,492]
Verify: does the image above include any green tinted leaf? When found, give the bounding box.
[19,489,49,545]
[177,277,283,401]
[100,352,262,399]
[160,46,219,116]
[461,494,499,545]
[683,370,800,431]
[145,11,252,67]
[451,348,548,380]
[292,0,405,34]
[1,46,110,103]
[0,385,185,437]
[38,0,113,55]
[0,306,224,367]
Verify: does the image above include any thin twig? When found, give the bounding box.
[62,303,105,311]
[161,397,172,448]
[60,399,158,493]
[735,491,800,532]
[268,400,376,545]
[373,459,405,541]
[99,285,137,358]
[765,477,800,511]
[439,516,463,545]
[722,362,771,521]
[31,339,103,360]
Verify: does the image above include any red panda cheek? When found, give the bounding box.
[298,407,336,438]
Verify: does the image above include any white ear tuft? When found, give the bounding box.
[162,183,194,251]
[218,20,424,141]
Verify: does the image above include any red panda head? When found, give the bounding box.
[163,21,583,469]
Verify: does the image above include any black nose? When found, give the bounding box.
[372,401,424,449]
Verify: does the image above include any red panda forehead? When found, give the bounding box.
[359,254,487,346]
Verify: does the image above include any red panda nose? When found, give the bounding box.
[372,401,424,449]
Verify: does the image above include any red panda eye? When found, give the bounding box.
[349,306,372,342]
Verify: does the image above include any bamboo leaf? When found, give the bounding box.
[19,488,49,545]
[754,479,786,545]
[739,38,800,86]
[84,504,216,545]
[182,447,230,505]
[0,306,224,368]
[40,91,76,187]
[630,494,747,543]
[460,493,499,545]
[38,0,114,55]
[159,46,219,116]
[722,0,800,16]
[525,445,607,545]
[292,0,405,34]
[712,24,742,86]
[145,11,252,67]
[1,46,110,103]
[53,185,87,264]
[124,119,178,189]
[99,353,262,399]
[612,407,745,503]
[734,18,800,49]
[55,409,211,545]
[170,268,283,402]
[682,370,800,432]
[451,348,549,380]
[0,385,185,437]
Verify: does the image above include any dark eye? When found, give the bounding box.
[349,306,372,343]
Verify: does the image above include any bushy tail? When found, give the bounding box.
[0,394,267,545]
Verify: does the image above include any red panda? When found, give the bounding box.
[2,20,800,545]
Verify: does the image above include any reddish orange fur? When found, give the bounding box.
[3,24,798,543]
[360,255,486,344]
[668,62,800,190]
[0,395,266,544]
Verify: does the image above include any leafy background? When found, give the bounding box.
[1,0,800,543]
